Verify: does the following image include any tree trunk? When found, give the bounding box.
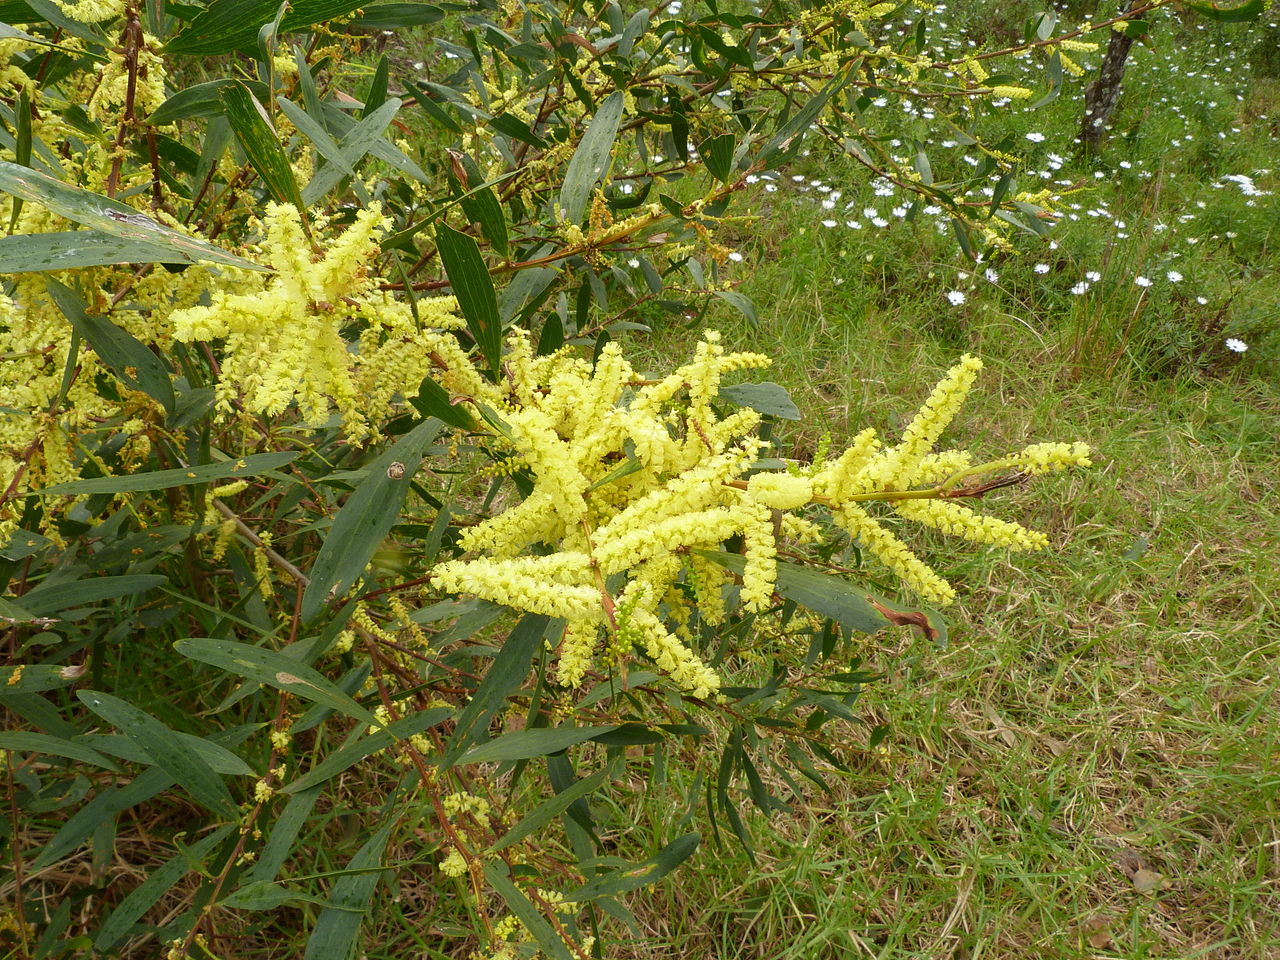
[1080,1,1137,151]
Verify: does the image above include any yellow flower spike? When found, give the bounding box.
[812,427,880,501]
[619,584,720,699]
[631,553,684,600]
[505,408,590,527]
[594,507,743,575]
[859,354,983,492]
[459,489,565,557]
[169,203,466,438]
[556,621,600,688]
[833,502,957,605]
[592,442,760,547]
[747,472,813,511]
[704,408,763,452]
[738,503,780,612]
[431,558,602,622]
[503,329,539,407]
[907,449,974,485]
[566,342,635,467]
[892,499,1050,550]
[1000,440,1094,475]
[49,0,125,20]
[781,513,822,544]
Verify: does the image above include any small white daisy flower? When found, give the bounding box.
[1135,275,1153,287]
[946,290,966,306]
[1225,338,1248,353]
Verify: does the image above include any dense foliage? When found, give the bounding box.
[0,0,1263,956]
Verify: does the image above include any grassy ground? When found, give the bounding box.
[609,15,1280,960]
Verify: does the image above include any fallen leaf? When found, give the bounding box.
[1111,847,1144,878]
[1081,917,1113,949]
[1132,868,1166,894]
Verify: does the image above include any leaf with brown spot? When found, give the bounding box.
[867,598,934,637]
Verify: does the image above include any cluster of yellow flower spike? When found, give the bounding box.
[431,333,1091,699]
[168,203,465,440]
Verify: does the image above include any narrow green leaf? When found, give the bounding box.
[0,161,265,271]
[0,663,86,695]
[0,594,40,621]
[457,155,509,258]
[77,690,238,819]
[32,451,296,497]
[442,613,548,767]
[405,79,462,133]
[701,132,735,182]
[363,55,389,117]
[1184,0,1264,21]
[33,767,173,870]
[17,575,166,617]
[247,783,323,883]
[81,731,256,776]
[303,821,394,960]
[301,98,405,204]
[483,862,574,960]
[698,552,890,634]
[913,147,933,186]
[718,381,800,420]
[0,731,123,771]
[567,833,700,900]
[276,97,351,175]
[349,1,442,29]
[1030,50,1063,109]
[758,68,852,168]
[174,637,383,729]
[221,82,305,213]
[487,110,545,147]
[167,0,374,55]
[712,290,758,329]
[95,825,235,950]
[221,880,330,910]
[8,86,30,232]
[148,78,270,124]
[281,708,451,794]
[0,230,190,273]
[301,417,443,621]
[407,375,477,430]
[45,277,176,414]
[560,90,624,223]
[458,725,618,765]
[489,764,612,852]
[435,222,502,377]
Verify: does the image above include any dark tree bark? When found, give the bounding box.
[1080,1,1137,151]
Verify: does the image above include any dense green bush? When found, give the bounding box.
[0,0,1262,956]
